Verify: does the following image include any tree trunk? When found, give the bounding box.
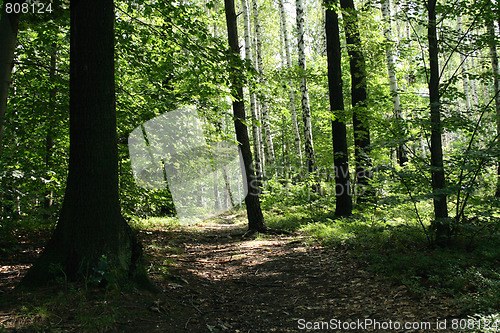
[381,0,407,166]
[0,1,21,157]
[427,0,449,242]
[457,17,472,112]
[325,0,353,217]
[43,43,56,219]
[296,0,316,174]
[487,16,500,197]
[340,0,372,200]
[241,0,263,184]
[224,0,266,232]
[278,0,303,167]
[252,0,275,171]
[22,0,155,291]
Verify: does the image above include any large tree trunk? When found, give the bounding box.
[0,1,21,157]
[278,0,303,168]
[381,0,407,166]
[252,0,275,171]
[427,0,449,242]
[224,0,266,232]
[22,0,155,291]
[296,0,316,174]
[241,0,263,184]
[487,16,500,197]
[340,0,372,200]
[325,0,352,217]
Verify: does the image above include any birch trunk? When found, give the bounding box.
[296,0,316,174]
[381,0,407,166]
[252,0,276,171]
[487,18,500,197]
[457,17,471,112]
[278,0,303,167]
[241,0,263,182]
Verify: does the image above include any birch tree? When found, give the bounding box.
[278,0,303,167]
[486,11,500,197]
[381,0,407,166]
[296,0,316,174]
[241,0,263,182]
[252,0,276,170]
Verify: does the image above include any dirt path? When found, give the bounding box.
[146,223,460,332]
[1,223,461,332]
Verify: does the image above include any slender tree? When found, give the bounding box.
[381,0,407,166]
[325,0,352,216]
[340,0,372,199]
[457,17,472,112]
[252,0,276,170]
[486,11,500,197]
[241,0,263,183]
[278,0,303,167]
[43,43,57,218]
[0,0,22,156]
[22,0,155,290]
[427,0,449,242]
[296,0,316,174]
[224,0,266,232]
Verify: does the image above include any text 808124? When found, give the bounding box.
[5,2,53,14]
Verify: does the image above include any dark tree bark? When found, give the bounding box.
[427,0,449,242]
[22,0,156,291]
[224,0,266,232]
[325,0,352,217]
[0,0,22,157]
[339,0,372,201]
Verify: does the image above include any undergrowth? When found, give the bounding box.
[263,195,500,318]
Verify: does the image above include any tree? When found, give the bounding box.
[278,0,303,167]
[486,7,500,197]
[381,0,407,166]
[340,0,372,200]
[22,0,155,290]
[252,0,276,171]
[224,0,266,232]
[241,0,263,183]
[296,0,316,174]
[427,0,449,242]
[325,0,352,216]
[0,0,22,156]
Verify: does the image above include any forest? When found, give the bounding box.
[1,0,500,331]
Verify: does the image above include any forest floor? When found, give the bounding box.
[1,214,464,332]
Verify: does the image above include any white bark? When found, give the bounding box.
[278,0,303,166]
[241,0,262,179]
[487,18,500,195]
[252,0,276,171]
[457,16,471,111]
[382,0,406,164]
[296,0,315,172]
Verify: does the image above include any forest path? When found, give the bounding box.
[143,221,459,332]
[0,220,461,332]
